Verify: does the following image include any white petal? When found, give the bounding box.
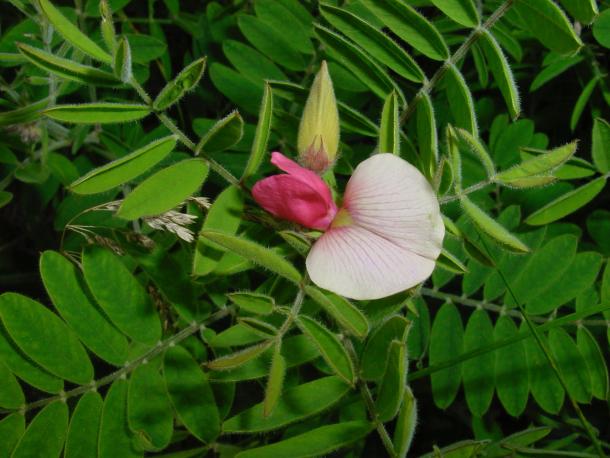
[306,226,436,300]
[306,153,444,300]
[344,153,444,260]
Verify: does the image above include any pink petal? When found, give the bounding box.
[306,154,444,300]
[270,152,334,206]
[252,175,336,230]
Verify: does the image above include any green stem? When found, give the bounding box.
[420,288,610,327]
[399,0,514,125]
[407,303,610,383]
[343,338,397,458]
[0,307,233,416]
[476,234,606,457]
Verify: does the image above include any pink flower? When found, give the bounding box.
[253,152,444,300]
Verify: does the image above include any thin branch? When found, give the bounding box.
[477,234,606,457]
[420,288,610,327]
[0,307,233,416]
[399,0,515,125]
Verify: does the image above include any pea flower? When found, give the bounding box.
[252,152,444,300]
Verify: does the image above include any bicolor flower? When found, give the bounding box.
[253,152,444,300]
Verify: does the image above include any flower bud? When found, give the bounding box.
[297,61,340,173]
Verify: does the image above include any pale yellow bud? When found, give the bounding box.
[297,61,340,173]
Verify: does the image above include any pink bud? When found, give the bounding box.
[252,152,338,231]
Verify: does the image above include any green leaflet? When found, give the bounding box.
[0,359,24,409]
[525,176,607,225]
[242,83,272,181]
[393,386,418,458]
[444,65,478,136]
[209,335,319,383]
[375,340,407,422]
[453,127,495,177]
[593,8,610,49]
[576,326,609,400]
[11,401,68,458]
[558,0,598,24]
[570,77,598,131]
[548,327,592,403]
[592,118,610,173]
[479,30,520,119]
[235,421,373,458]
[17,43,120,86]
[314,24,404,105]
[82,246,162,345]
[360,0,448,61]
[128,363,174,451]
[38,0,112,64]
[228,292,275,315]
[305,286,369,339]
[238,15,306,71]
[486,427,553,456]
[0,413,25,458]
[0,293,93,384]
[461,196,529,252]
[199,230,302,284]
[430,302,464,409]
[193,185,244,276]
[44,103,151,124]
[430,0,479,28]
[117,159,209,220]
[494,316,528,417]
[495,141,577,184]
[114,37,132,83]
[462,309,494,417]
[209,323,266,348]
[237,318,277,339]
[0,325,63,394]
[99,380,141,458]
[0,191,12,209]
[514,0,583,55]
[154,58,206,111]
[196,110,244,154]
[163,346,220,443]
[319,4,424,83]
[254,0,314,55]
[263,343,286,417]
[361,315,410,381]
[530,55,583,92]
[526,251,603,315]
[379,91,400,155]
[437,244,468,282]
[224,376,350,433]
[504,234,578,307]
[64,392,103,458]
[223,39,287,85]
[70,135,177,195]
[417,92,438,179]
[0,98,49,127]
[124,33,166,64]
[296,315,355,385]
[207,341,273,370]
[210,63,262,115]
[40,250,129,366]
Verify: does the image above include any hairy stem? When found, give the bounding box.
[343,338,397,458]
[408,302,610,383]
[477,234,606,457]
[399,0,515,125]
[420,288,610,327]
[1,307,233,415]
